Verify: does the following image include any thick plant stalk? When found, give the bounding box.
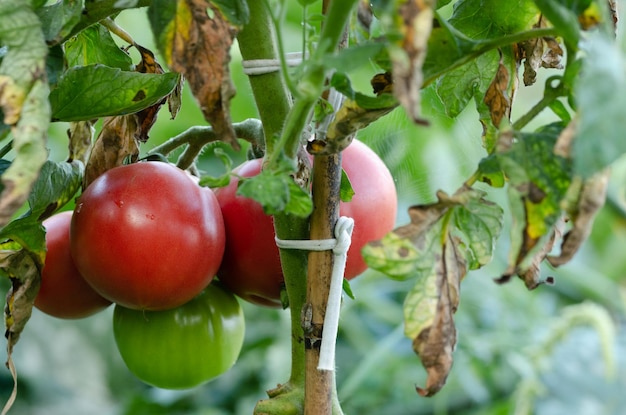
[305,153,343,415]
[238,2,309,412]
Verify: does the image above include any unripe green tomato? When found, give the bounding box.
[113,282,245,389]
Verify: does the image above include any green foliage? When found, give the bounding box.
[49,65,180,121]
[574,30,626,177]
[237,165,313,217]
[64,25,134,70]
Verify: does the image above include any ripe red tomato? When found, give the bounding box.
[34,211,111,319]
[215,139,397,307]
[70,162,225,311]
[113,282,245,390]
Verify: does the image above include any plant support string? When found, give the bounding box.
[275,216,354,371]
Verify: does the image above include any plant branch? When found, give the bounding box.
[512,75,568,130]
[266,0,359,167]
[146,118,263,162]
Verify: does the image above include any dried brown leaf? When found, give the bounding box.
[391,0,434,125]
[483,59,511,128]
[549,170,609,267]
[83,115,140,187]
[413,235,465,396]
[169,0,239,149]
[133,45,169,142]
[2,250,40,354]
[496,219,563,289]
[67,120,95,164]
[1,250,40,415]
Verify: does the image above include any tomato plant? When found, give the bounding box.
[215,139,397,307]
[70,162,226,311]
[34,211,111,319]
[113,282,245,390]
[1,0,623,414]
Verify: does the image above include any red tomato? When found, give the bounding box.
[35,211,111,319]
[215,139,397,307]
[70,162,225,311]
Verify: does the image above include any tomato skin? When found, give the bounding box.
[34,211,111,319]
[113,282,245,390]
[215,139,397,307]
[70,162,225,311]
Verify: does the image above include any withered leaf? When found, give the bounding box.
[134,45,169,142]
[548,170,609,267]
[518,16,564,87]
[67,120,95,164]
[83,115,140,188]
[168,0,239,149]
[483,57,511,128]
[2,249,40,354]
[496,219,563,289]
[1,249,40,415]
[365,186,503,396]
[391,0,434,125]
[410,234,465,397]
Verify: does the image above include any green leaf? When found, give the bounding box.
[448,0,539,38]
[35,0,82,43]
[435,51,500,118]
[362,231,423,280]
[0,159,11,194]
[0,1,50,227]
[211,0,250,26]
[340,169,355,202]
[0,160,83,258]
[574,32,626,177]
[26,160,83,220]
[423,15,481,84]
[49,65,181,121]
[64,24,134,70]
[46,44,66,87]
[237,165,312,218]
[323,42,387,73]
[476,155,506,187]
[330,72,398,111]
[499,124,571,239]
[449,193,504,269]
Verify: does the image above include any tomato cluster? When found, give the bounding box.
[35,162,239,389]
[215,139,397,307]
[34,140,396,388]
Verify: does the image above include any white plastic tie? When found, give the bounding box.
[242,52,305,76]
[274,216,355,372]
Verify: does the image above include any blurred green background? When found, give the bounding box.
[2,4,626,415]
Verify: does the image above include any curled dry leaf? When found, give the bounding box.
[483,57,511,128]
[548,170,609,266]
[67,120,95,164]
[83,115,140,188]
[518,16,564,86]
[391,0,434,125]
[1,249,40,415]
[168,0,239,149]
[410,235,465,397]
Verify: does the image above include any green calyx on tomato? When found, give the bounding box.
[113,282,245,390]
[215,139,397,307]
[70,161,226,311]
